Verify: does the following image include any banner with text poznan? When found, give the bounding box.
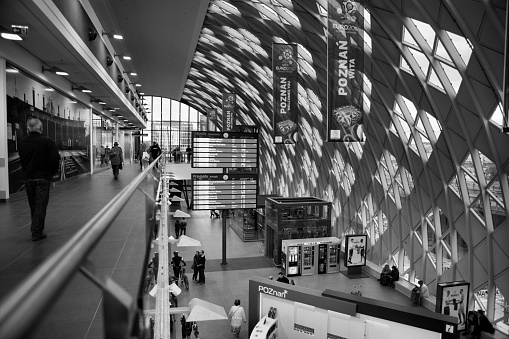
[206,108,217,131]
[222,93,236,132]
[273,43,298,144]
[327,0,364,142]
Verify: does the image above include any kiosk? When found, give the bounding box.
[281,237,340,277]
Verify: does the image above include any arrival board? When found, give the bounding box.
[192,131,258,168]
[192,173,258,210]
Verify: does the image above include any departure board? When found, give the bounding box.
[192,132,258,168]
[192,173,258,210]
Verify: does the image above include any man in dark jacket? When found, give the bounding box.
[18,117,60,241]
[149,142,162,168]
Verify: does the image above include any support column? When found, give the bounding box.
[0,58,9,202]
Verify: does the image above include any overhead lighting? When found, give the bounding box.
[70,100,77,104]
[1,32,23,40]
[123,71,137,76]
[42,66,69,76]
[44,88,54,91]
[72,86,91,93]
[102,31,123,39]
[91,99,106,105]
[114,54,131,60]
[135,83,141,87]
[6,68,19,73]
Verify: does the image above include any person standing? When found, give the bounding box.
[149,141,162,168]
[109,142,123,179]
[180,217,187,236]
[138,143,148,170]
[104,145,111,166]
[100,145,105,165]
[197,250,206,284]
[18,117,61,241]
[171,251,185,282]
[186,146,192,163]
[175,219,181,238]
[276,271,289,284]
[192,251,200,281]
[228,299,246,339]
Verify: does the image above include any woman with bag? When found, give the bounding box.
[138,143,150,170]
[192,251,200,281]
[228,299,246,339]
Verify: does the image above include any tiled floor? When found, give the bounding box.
[0,162,432,339]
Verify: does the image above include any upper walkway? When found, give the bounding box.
[0,162,442,339]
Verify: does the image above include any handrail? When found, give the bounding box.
[0,155,163,339]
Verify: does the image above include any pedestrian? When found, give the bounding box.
[18,117,61,241]
[276,271,289,284]
[388,265,399,288]
[473,310,495,338]
[410,280,429,306]
[175,219,181,238]
[180,314,194,339]
[171,251,186,282]
[138,143,149,170]
[197,250,206,284]
[149,141,162,168]
[100,144,105,165]
[186,146,192,163]
[192,251,200,281]
[180,217,187,236]
[228,299,246,339]
[109,142,123,179]
[104,145,111,166]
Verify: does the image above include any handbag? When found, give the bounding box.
[142,151,150,161]
[119,163,123,170]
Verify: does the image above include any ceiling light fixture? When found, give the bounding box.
[6,67,19,73]
[114,54,131,60]
[72,86,91,93]
[91,99,106,105]
[102,31,123,39]
[123,71,138,76]
[42,66,69,76]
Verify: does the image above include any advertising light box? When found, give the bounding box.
[192,131,258,168]
[192,173,258,210]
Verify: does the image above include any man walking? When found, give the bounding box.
[109,142,123,179]
[149,142,162,168]
[18,117,60,241]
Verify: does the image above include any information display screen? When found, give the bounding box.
[192,131,258,168]
[192,173,258,210]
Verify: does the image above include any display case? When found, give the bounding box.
[229,195,278,242]
[265,197,332,266]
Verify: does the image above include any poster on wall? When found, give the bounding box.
[272,43,299,144]
[222,93,236,132]
[206,108,217,131]
[435,282,469,331]
[344,234,367,267]
[327,0,365,142]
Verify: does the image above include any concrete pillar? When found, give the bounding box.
[0,58,9,202]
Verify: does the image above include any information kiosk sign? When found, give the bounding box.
[192,173,258,210]
[192,131,258,168]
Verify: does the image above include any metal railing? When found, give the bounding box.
[0,155,164,339]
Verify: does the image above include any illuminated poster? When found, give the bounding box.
[344,234,367,267]
[436,282,470,331]
[222,93,236,132]
[327,0,365,142]
[273,43,298,144]
[206,108,217,131]
[199,113,207,131]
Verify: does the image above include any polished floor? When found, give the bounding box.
[0,162,432,339]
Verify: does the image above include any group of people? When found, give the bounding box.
[463,309,495,338]
[379,264,399,288]
[169,146,193,163]
[138,141,162,170]
[175,217,188,237]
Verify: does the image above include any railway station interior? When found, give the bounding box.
[0,0,509,338]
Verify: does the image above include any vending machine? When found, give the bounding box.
[327,243,340,273]
[301,244,315,275]
[281,239,302,276]
[317,244,328,274]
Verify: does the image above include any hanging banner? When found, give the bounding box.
[199,113,207,131]
[206,108,217,131]
[273,43,298,144]
[327,0,364,142]
[222,93,236,132]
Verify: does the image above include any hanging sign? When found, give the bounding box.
[327,0,365,142]
[222,93,236,131]
[206,108,217,131]
[273,43,299,144]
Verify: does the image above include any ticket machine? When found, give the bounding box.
[327,243,340,273]
[281,239,302,276]
[301,244,315,276]
[282,237,340,276]
[317,243,328,274]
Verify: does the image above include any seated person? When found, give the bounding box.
[379,264,391,286]
[276,271,289,284]
[472,310,495,338]
[410,280,429,306]
[463,310,478,336]
[389,265,399,287]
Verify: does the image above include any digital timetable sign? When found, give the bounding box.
[192,131,258,168]
[192,173,258,210]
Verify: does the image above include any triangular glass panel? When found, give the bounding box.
[446,30,473,66]
[409,48,430,76]
[441,62,462,93]
[402,96,418,121]
[411,19,436,49]
[408,135,419,154]
[488,194,506,230]
[435,38,452,62]
[425,110,442,140]
[400,56,413,74]
[403,26,419,47]
[428,67,445,91]
[397,115,411,139]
